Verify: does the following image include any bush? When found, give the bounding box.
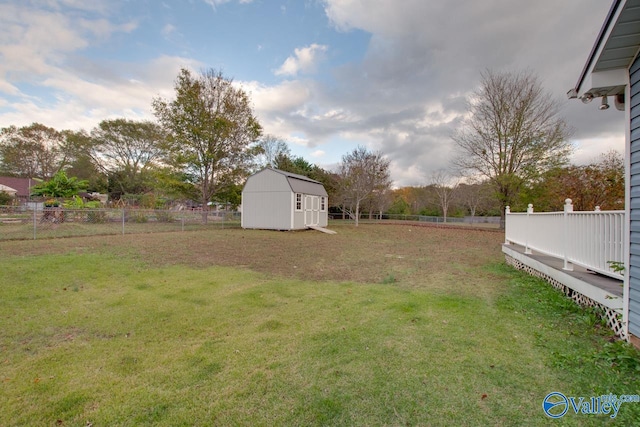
[155,211,174,223]
[0,191,14,206]
[87,210,108,224]
[129,211,148,223]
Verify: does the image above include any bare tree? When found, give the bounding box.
[429,170,459,223]
[457,179,495,222]
[452,70,572,224]
[256,134,290,168]
[338,146,391,226]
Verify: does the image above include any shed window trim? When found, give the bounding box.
[321,196,326,212]
[295,193,302,211]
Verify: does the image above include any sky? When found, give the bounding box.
[0,0,625,187]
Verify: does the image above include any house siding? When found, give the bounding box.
[629,53,640,338]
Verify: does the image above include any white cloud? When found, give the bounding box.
[275,44,328,77]
[162,23,176,37]
[0,0,626,189]
[202,0,253,10]
[243,80,312,114]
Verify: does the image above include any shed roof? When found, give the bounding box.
[568,0,640,100]
[265,168,328,197]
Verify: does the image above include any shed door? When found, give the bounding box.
[305,195,319,226]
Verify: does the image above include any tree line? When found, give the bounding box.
[0,68,625,222]
[0,68,392,223]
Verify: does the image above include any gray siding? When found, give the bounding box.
[629,53,640,338]
[243,169,291,193]
[242,169,293,230]
[242,168,328,230]
[242,191,292,230]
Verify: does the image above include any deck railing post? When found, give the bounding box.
[525,204,533,254]
[563,198,573,271]
[504,206,510,244]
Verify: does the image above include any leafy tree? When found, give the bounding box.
[387,195,411,215]
[30,170,88,198]
[89,119,167,197]
[153,68,262,221]
[274,153,339,207]
[62,130,107,193]
[0,123,70,179]
[337,146,391,226]
[521,150,624,211]
[452,70,572,224]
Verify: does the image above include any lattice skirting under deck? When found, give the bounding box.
[505,254,627,340]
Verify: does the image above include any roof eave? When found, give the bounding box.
[568,0,634,101]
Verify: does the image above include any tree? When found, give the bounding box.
[0,123,70,179]
[30,170,88,198]
[457,180,497,220]
[256,135,290,168]
[62,130,107,193]
[153,68,262,221]
[90,119,167,198]
[429,170,459,223]
[452,70,572,224]
[522,150,624,211]
[337,146,391,226]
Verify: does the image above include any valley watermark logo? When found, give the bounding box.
[543,392,640,419]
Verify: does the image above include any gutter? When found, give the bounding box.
[567,0,622,98]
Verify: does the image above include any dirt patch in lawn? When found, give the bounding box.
[2,222,505,294]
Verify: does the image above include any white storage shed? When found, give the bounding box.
[241,168,329,230]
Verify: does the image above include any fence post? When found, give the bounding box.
[525,204,533,254]
[33,206,37,240]
[563,198,573,271]
[122,208,125,235]
[504,206,510,244]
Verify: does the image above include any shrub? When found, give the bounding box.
[0,191,14,206]
[87,210,108,224]
[155,211,174,223]
[130,211,148,223]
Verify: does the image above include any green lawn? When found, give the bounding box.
[0,225,638,426]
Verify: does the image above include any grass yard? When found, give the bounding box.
[1,224,639,426]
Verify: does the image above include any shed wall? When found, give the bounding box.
[242,168,329,230]
[243,169,291,193]
[242,191,292,230]
[629,53,640,338]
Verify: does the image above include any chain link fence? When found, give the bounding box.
[0,206,241,241]
[329,213,501,226]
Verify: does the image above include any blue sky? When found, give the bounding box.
[0,0,624,187]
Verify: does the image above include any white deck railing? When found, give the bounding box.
[504,199,624,279]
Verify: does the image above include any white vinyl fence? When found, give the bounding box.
[504,199,624,279]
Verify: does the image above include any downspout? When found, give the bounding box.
[622,60,632,341]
